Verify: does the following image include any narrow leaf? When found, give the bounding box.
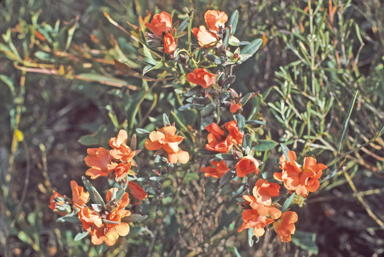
[280,143,290,162]
[338,91,358,153]
[220,170,236,186]
[82,176,105,206]
[229,10,239,35]
[252,140,278,151]
[281,192,295,212]
[74,231,89,241]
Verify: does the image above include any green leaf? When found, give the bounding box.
[291,231,319,254]
[227,246,242,257]
[102,219,120,225]
[281,192,295,212]
[178,16,190,32]
[240,38,263,57]
[220,170,236,186]
[56,216,81,223]
[78,125,107,146]
[96,243,108,254]
[212,209,239,236]
[121,214,148,223]
[136,128,151,134]
[185,86,202,96]
[74,231,89,241]
[338,90,358,153]
[245,120,265,125]
[163,113,170,126]
[252,140,278,151]
[223,28,230,49]
[75,73,128,87]
[201,103,216,116]
[229,10,239,35]
[242,134,252,149]
[215,153,234,160]
[280,143,290,162]
[236,114,245,132]
[240,92,255,106]
[82,176,105,206]
[248,228,259,246]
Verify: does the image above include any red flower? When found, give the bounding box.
[192,25,218,47]
[163,33,177,54]
[187,68,216,88]
[253,179,280,206]
[128,181,148,201]
[204,10,228,31]
[85,147,117,179]
[205,121,243,153]
[145,11,172,36]
[49,190,70,216]
[238,209,274,237]
[230,103,242,113]
[235,156,260,177]
[200,160,230,178]
[225,120,243,146]
[71,180,89,209]
[273,211,298,242]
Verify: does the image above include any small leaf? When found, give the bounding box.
[74,231,89,241]
[136,128,151,134]
[102,219,120,225]
[163,113,170,126]
[215,153,234,160]
[178,16,190,32]
[242,134,252,149]
[338,90,358,153]
[56,216,81,223]
[78,126,107,146]
[185,86,202,96]
[122,214,148,223]
[281,192,295,212]
[223,28,230,49]
[240,38,263,57]
[291,231,319,254]
[96,243,108,254]
[245,120,265,125]
[280,143,290,162]
[222,75,236,90]
[201,103,216,116]
[228,10,239,35]
[236,114,245,132]
[240,92,255,106]
[82,176,105,206]
[220,170,236,186]
[252,140,278,152]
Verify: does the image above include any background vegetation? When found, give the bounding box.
[1,0,384,256]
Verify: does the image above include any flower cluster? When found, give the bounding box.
[205,120,243,153]
[239,179,297,242]
[192,10,228,46]
[145,124,189,164]
[273,151,327,197]
[199,160,230,178]
[85,130,137,182]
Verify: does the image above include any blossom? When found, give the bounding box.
[238,209,274,237]
[163,33,177,54]
[49,190,71,216]
[205,121,243,153]
[274,151,326,197]
[71,180,89,209]
[187,68,216,88]
[225,120,243,145]
[253,179,280,206]
[235,156,260,177]
[192,25,217,46]
[295,157,327,197]
[114,162,133,181]
[85,147,117,179]
[145,11,172,36]
[199,160,230,178]
[109,130,137,164]
[128,181,148,201]
[273,211,298,242]
[145,125,189,164]
[204,10,228,31]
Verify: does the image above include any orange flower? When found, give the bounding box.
[205,121,243,153]
[253,179,280,206]
[295,157,327,197]
[242,195,282,219]
[225,120,243,145]
[235,156,260,177]
[274,152,326,197]
[238,209,274,237]
[109,130,137,164]
[192,25,218,47]
[145,11,172,36]
[145,125,189,164]
[273,211,298,242]
[49,190,71,216]
[114,162,133,181]
[128,181,148,201]
[78,189,131,246]
[273,151,302,191]
[163,33,177,54]
[230,103,242,113]
[204,10,228,31]
[71,181,89,209]
[85,147,117,179]
[200,160,230,178]
[187,68,216,88]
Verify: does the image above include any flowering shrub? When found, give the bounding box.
[45,8,333,254]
